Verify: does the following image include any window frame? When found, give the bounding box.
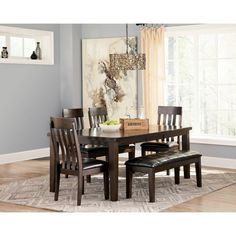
[165,24,236,145]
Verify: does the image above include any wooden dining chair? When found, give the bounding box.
[140,106,182,175]
[88,107,108,128]
[63,108,84,129]
[63,108,109,158]
[50,117,109,206]
[63,108,109,182]
[88,107,136,159]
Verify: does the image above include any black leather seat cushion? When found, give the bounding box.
[125,150,201,168]
[63,158,107,170]
[140,141,179,149]
[80,145,108,154]
[82,158,107,170]
[80,144,134,155]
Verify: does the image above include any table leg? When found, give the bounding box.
[49,136,55,192]
[108,141,119,201]
[182,131,191,179]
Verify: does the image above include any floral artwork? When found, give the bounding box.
[82,37,137,123]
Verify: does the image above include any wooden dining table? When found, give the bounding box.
[49,125,192,201]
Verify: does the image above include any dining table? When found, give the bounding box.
[49,125,192,201]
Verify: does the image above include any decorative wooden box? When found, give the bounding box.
[120,118,149,130]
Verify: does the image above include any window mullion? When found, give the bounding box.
[194,33,200,135]
[216,34,220,136]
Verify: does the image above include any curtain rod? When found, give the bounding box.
[136,24,165,28]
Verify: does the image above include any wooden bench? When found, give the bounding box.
[125,150,202,202]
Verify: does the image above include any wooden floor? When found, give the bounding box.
[0,158,55,212]
[0,158,235,212]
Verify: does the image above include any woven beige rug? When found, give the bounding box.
[0,166,235,212]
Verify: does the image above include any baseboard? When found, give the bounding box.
[202,156,236,169]
[0,148,236,169]
[0,148,50,165]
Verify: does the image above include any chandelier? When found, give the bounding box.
[109,24,146,73]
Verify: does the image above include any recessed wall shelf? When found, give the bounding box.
[0,25,54,65]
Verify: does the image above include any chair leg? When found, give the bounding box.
[82,176,84,195]
[126,167,133,199]
[65,174,68,178]
[86,175,91,183]
[103,169,109,200]
[77,175,83,206]
[54,165,60,201]
[184,164,191,179]
[174,167,180,184]
[148,170,155,203]
[128,146,135,160]
[195,159,202,187]
[141,147,146,156]
[166,169,170,175]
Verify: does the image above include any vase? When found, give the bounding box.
[1,47,8,58]
[35,42,41,60]
[30,51,38,60]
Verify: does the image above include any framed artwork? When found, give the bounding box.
[82,37,137,124]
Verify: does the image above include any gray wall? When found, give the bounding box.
[0,24,61,154]
[60,24,82,108]
[191,143,236,159]
[81,24,139,38]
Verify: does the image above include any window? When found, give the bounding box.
[0,35,6,49]
[165,25,236,139]
[10,37,36,57]
[0,25,54,65]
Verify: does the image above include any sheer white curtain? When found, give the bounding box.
[141,26,166,125]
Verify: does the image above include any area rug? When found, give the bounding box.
[0,166,235,212]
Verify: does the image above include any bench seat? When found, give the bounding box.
[125,150,202,202]
[125,150,200,168]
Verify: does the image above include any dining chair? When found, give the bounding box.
[50,117,109,206]
[88,107,136,159]
[63,108,108,182]
[140,106,182,175]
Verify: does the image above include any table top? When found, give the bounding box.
[77,125,192,144]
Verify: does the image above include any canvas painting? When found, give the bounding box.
[82,37,137,124]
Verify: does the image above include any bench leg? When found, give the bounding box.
[184,164,191,179]
[174,167,180,184]
[195,160,202,187]
[126,167,133,199]
[148,171,155,203]
[166,169,170,175]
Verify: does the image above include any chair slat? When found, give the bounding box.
[167,114,172,125]
[172,114,176,126]
[57,130,66,169]
[162,114,167,125]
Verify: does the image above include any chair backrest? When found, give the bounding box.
[88,107,108,128]
[157,106,182,126]
[62,108,84,129]
[50,117,82,172]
